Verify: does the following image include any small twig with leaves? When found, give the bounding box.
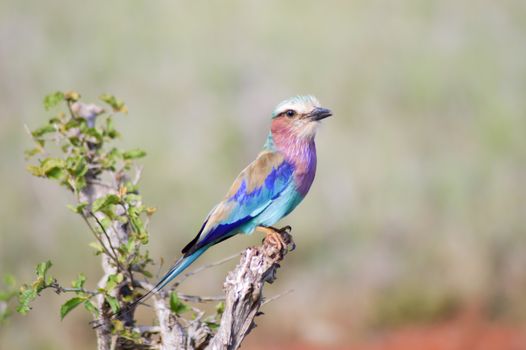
[49,280,99,297]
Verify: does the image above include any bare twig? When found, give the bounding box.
[135,281,224,304]
[178,294,225,303]
[49,280,99,296]
[134,325,161,334]
[24,123,50,157]
[262,289,294,306]
[66,100,76,120]
[174,252,241,287]
[133,165,143,186]
[86,180,114,189]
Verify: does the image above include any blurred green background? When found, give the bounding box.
[1,0,526,349]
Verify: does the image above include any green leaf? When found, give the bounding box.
[64,117,82,131]
[105,273,123,292]
[100,148,122,170]
[73,176,87,192]
[122,149,146,160]
[216,301,225,316]
[100,94,127,113]
[67,202,88,214]
[112,319,124,333]
[17,287,37,315]
[66,156,88,177]
[31,124,56,137]
[88,241,104,255]
[104,117,120,139]
[72,274,86,289]
[40,158,65,179]
[206,321,220,331]
[24,147,43,159]
[84,127,104,145]
[60,297,85,320]
[33,260,53,286]
[46,167,64,180]
[43,91,64,111]
[140,269,153,278]
[124,193,142,204]
[92,194,120,213]
[117,240,134,257]
[129,213,148,244]
[169,292,189,315]
[36,261,52,279]
[31,277,45,293]
[105,295,120,313]
[26,164,44,177]
[83,300,99,316]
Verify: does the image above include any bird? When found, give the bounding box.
[123,95,331,314]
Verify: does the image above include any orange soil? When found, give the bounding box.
[245,313,526,350]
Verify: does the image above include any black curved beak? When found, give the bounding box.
[309,107,332,121]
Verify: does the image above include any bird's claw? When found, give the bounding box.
[259,225,294,252]
[264,230,287,251]
[278,226,294,251]
[279,225,292,234]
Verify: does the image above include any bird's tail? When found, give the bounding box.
[153,246,208,292]
[109,246,208,320]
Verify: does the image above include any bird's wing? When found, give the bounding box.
[181,150,294,256]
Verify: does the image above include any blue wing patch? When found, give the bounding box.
[182,152,294,255]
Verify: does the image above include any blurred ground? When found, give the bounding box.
[1,0,526,349]
[245,308,526,350]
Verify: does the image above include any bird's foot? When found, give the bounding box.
[258,226,294,252]
[265,230,287,251]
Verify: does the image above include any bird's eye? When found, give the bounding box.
[285,110,296,117]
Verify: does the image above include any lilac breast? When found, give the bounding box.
[289,141,317,197]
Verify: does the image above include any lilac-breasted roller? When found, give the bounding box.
[131,95,331,308]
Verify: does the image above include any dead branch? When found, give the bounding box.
[206,228,294,350]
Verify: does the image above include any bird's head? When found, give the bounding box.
[270,95,332,141]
